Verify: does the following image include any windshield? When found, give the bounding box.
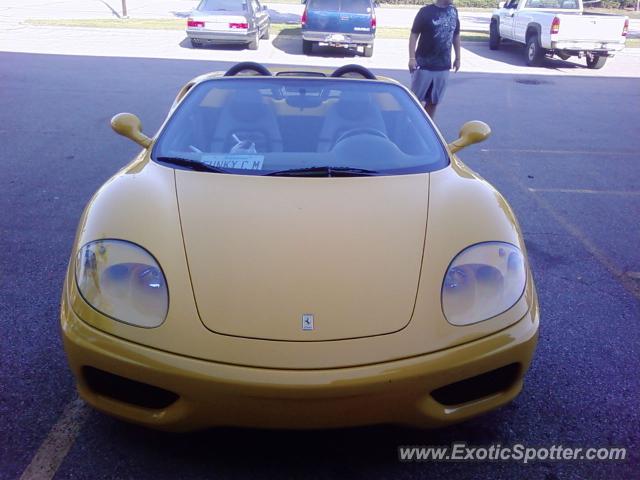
[524,0,579,8]
[198,0,247,12]
[152,78,448,176]
[309,0,340,11]
[344,0,372,13]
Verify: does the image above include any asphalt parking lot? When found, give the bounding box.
[1,51,639,479]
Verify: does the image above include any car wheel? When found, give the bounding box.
[525,34,545,67]
[489,20,500,50]
[302,39,313,55]
[262,24,270,40]
[363,43,374,57]
[190,38,202,48]
[586,53,607,69]
[248,33,259,50]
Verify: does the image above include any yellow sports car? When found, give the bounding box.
[60,62,539,431]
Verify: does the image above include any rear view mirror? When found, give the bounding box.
[448,121,491,154]
[111,113,152,148]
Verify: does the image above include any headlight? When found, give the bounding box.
[75,240,168,328]
[442,242,526,326]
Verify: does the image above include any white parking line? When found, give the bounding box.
[528,188,640,196]
[505,171,640,300]
[19,397,90,480]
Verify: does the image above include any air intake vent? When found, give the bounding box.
[83,366,179,409]
[431,363,521,406]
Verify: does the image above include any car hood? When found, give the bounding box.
[175,171,429,341]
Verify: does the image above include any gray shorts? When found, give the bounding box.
[410,68,450,105]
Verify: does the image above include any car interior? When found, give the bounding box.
[153,64,447,174]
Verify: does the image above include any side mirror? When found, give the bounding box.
[499,1,506,7]
[111,113,152,148]
[448,121,491,154]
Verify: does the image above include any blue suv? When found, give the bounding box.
[301,0,377,57]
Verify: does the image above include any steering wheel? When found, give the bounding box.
[332,127,389,149]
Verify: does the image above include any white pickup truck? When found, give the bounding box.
[490,0,629,69]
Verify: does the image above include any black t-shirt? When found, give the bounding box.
[411,4,460,71]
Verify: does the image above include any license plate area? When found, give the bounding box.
[326,33,347,42]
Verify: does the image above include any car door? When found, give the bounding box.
[338,0,374,36]
[305,0,342,34]
[499,0,518,40]
[251,0,267,34]
[513,0,532,43]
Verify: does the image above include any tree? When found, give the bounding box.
[121,0,128,18]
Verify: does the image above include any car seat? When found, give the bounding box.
[211,89,283,153]
[316,92,387,152]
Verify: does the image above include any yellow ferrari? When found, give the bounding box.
[60,62,539,431]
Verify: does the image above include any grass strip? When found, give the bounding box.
[25,18,489,41]
[24,18,638,46]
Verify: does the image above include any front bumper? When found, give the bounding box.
[186,28,256,44]
[302,30,374,47]
[61,297,539,432]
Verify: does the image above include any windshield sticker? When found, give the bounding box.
[201,154,264,170]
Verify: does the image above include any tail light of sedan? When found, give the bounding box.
[550,17,560,35]
[187,19,205,28]
[371,12,377,30]
[301,8,307,27]
[229,23,249,29]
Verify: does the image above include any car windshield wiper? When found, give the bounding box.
[155,156,228,173]
[265,166,378,177]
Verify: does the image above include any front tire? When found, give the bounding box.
[586,53,607,69]
[525,34,545,67]
[489,20,500,50]
[302,39,313,54]
[363,43,373,57]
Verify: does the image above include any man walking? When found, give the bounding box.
[408,0,461,118]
